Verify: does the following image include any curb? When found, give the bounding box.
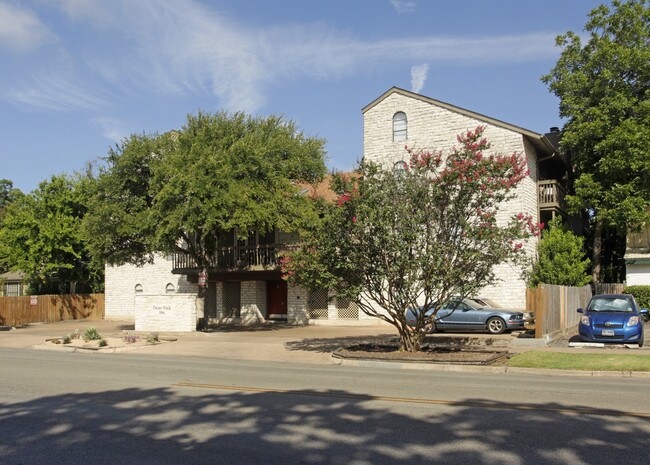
[32,341,170,354]
[336,356,650,378]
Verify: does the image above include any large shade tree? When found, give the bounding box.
[0,179,23,274]
[0,175,102,292]
[84,111,327,326]
[542,0,650,282]
[283,127,541,352]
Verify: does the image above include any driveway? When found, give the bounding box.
[0,319,401,365]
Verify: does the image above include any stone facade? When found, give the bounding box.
[135,294,197,332]
[363,88,545,309]
[104,254,197,325]
[103,87,559,330]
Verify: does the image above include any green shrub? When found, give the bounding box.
[83,327,102,341]
[124,334,139,344]
[146,332,159,343]
[528,218,591,287]
[625,285,650,309]
[98,338,108,347]
[62,335,71,344]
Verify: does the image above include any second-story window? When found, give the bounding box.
[393,112,407,142]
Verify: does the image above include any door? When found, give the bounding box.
[437,300,476,329]
[204,281,217,319]
[267,280,288,319]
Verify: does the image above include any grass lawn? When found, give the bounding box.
[508,351,650,371]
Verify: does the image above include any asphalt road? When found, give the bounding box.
[1,348,649,465]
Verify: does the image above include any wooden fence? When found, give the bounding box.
[594,283,625,295]
[527,284,592,339]
[0,294,104,326]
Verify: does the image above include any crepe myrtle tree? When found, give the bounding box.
[282,127,542,352]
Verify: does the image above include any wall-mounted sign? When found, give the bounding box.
[198,269,207,288]
[30,295,38,306]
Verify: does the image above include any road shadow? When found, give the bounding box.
[285,334,399,353]
[203,323,303,333]
[0,384,647,464]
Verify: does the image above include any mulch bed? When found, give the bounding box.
[334,343,508,365]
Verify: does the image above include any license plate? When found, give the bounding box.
[601,329,615,336]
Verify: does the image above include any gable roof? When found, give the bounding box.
[362,87,558,157]
[298,172,358,203]
[0,271,25,282]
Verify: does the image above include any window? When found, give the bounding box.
[307,289,329,319]
[393,160,408,175]
[223,281,241,318]
[5,283,21,297]
[165,283,176,294]
[134,284,143,294]
[393,112,407,142]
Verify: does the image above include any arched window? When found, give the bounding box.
[393,160,408,175]
[134,284,143,294]
[393,112,407,142]
[165,283,176,294]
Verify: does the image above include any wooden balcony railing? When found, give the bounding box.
[538,180,567,213]
[172,244,297,272]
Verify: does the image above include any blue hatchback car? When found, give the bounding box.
[577,294,649,346]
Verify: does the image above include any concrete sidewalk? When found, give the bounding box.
[1,319,648,366]
[0,319,401,365]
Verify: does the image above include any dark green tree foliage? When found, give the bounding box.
[84,133,168,266]
[528,218,591,287]
[542,0,650,281]
[0,175,103,291]
[284,127,540,352]
[0,179,23,273]
[0,179,22,212]
[85,111,327,270]
[149,112,327,268]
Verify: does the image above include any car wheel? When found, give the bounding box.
[639,333,644,348]
[422,320,436,334]
[486,317,506,334]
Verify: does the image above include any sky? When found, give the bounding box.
[0,0,606,194]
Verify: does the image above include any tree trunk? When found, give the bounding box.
[592,219,603,284]
[397,326,423,352]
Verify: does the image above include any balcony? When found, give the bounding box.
[627,227,650,255]
[172,244,296,273]
[538,180,567,215]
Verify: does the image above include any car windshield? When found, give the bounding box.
[587,297,633,312]
[442,299,480,311]
[472,297,500,308]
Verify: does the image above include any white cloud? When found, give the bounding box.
[0,2,50,53]
[3,73,110,111]
[51,0,109,21]
[92,116,128,143]
[390,0,417,14]
[410,63,429,94]
[2,0,560,114]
